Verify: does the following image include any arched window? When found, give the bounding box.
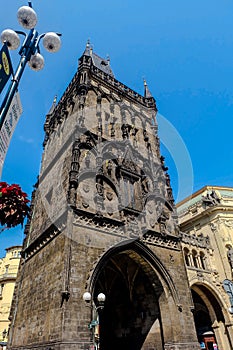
[184,248,190,266]
[192,250,199,268]
[200,252,206,270]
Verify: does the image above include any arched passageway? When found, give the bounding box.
[191,285,232,350]
[93,248,165,350]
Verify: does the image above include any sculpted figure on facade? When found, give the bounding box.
[227,246,233,269]
[202,190,220,207]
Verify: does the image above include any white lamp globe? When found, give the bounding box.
[83,292,91,303]
[1,29,20,50]
[17,6,37,29]
[43,32,61,53]
[97,293,106,302]
[28,53,44,71]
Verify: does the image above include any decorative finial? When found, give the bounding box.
[107,54,110,64]
[47,95,57,116]
[86,39,90,48]
[143,78,152,98]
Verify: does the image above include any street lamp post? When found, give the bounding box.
[0,1,61,130]
[83,291,106,350]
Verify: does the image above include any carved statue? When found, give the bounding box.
[121,124,129,139]
[141,176,150,194]
[202,190,220,206]
[227,246,233,269]
[158,209,169,235]
[106,160,112,176]
[160,156,168,171]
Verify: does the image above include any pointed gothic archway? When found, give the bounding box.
[191,284,233,350]
[88,240,181,350]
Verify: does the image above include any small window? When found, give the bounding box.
[184,248,190,266]
[200,252,206,270]
[192,251,199,269]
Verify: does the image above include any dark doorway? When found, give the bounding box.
[192,289,220,350]
[94,251,164,350]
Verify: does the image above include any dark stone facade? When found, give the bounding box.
[8,43,200,350]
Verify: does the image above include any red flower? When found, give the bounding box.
[0,182,30,228]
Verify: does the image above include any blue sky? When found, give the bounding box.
[0,0,233,256]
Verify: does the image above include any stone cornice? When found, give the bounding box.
[142,231,180,251]
[180,231,211,249]
[90,65,156,109]
[73,207,125,236]
[21,213,67,261]
[179,204,233,229]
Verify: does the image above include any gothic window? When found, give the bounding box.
[200,252,206,270]
[192,250,199,269]
[80,72,87,83]
[184,248,190,266]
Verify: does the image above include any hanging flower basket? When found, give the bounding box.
[0,182,30,229]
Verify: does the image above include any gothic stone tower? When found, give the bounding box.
[8,43,200,350]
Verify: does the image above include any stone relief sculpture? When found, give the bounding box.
[202,190,220,206]
[227,246,233,269]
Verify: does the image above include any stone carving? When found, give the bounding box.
[202,190,220,206]
[106,191,113,201]
[110,124,115,137]
[83,184,90,193]
[181,232,211,249]
[165,173,174,206]
[73,212,124,235]
[96,181,104,197]
[68,142,82,204]
[224,220,233,228]
[227,246,233,269]
[142,176,150,195]
[158,209,169,235]
[210,222,218,232]
[84,153,91,168]
[131,126,138,147]
[170,254,175,263]
[197,271,204,281]
[149,218,156,228]
[106,160,113,176]
[142,232,179,250]
[160,156,168,171]
[23,222,66,260]
[121,123,130,139]
[147,202,154,214]
[82,200,89,208]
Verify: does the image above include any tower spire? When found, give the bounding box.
[83,39,91,56]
